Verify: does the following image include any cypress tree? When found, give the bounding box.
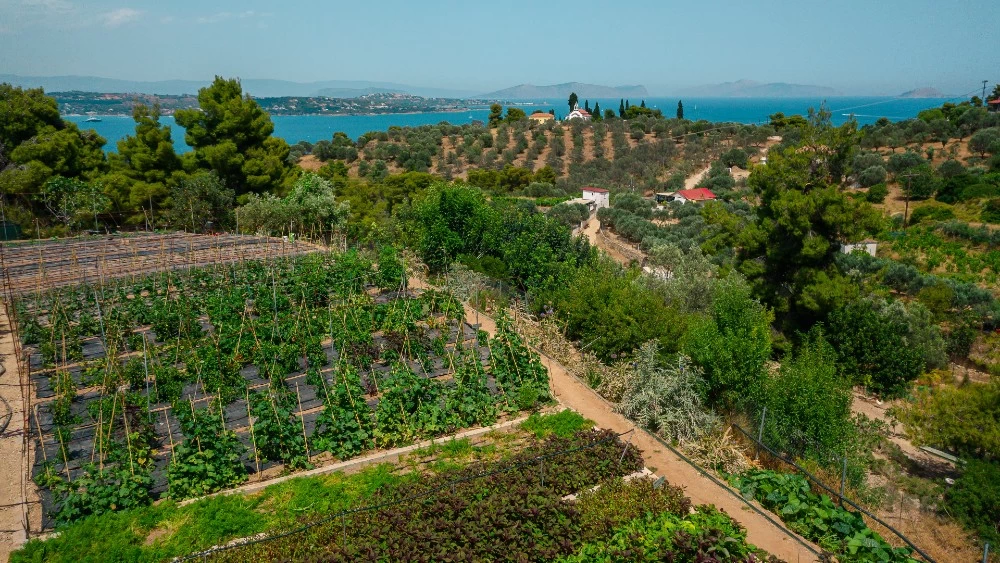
[640,100,646,108]
[676,100,684,120]
[625,99,630,110]
[619,99,625,118]
[593,101,601,118]
[584,99,590,112]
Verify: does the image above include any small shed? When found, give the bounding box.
[581,187,609,209]
[841,240,877,256]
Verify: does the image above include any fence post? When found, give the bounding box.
[840,455,848,504]
[756,407,766,458]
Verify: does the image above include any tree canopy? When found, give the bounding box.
[174,76,294,194]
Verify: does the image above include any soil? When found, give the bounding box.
[297,154,323,171]
[0,304,40,562]
[461,301,819,562]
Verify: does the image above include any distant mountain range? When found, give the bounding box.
[480,82,648,100]
[0,74,477,99]
[675,79,841,98]
[898,87,947,98]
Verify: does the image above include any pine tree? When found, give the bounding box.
[676,100,684,120]
[568,92,579,114]
[584,99,590,112]
[619,99,625,118]
[593,101,601,118]
[640,100,646,108]
[625,99,630,110]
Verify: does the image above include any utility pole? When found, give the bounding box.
[984,80,989,102]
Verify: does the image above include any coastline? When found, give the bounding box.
[65,107,487,118]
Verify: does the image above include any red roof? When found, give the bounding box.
[676,188,716,201]
[582,187,609,193]
[989,98,1000,105]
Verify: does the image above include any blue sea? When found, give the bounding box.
[64,97,952,154]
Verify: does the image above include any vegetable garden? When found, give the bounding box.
[13,246,551,528]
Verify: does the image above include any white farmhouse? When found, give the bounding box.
[581,187,609,209]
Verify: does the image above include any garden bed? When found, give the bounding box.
[12,249,552,529]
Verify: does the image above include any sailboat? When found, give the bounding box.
[84,112,102,123]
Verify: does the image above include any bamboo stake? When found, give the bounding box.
[163,410,176,464]
[295,382,309,463]
[246,387,260,478]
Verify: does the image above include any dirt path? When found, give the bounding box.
[684,165,711,190]
[458,301,818,562]
[0,304,36,562]
[580,215,634,266]
[850,393,949,469]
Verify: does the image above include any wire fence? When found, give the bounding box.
[176,428,636,561]
[731,422,936,563]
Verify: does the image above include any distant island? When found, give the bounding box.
[676,79,841,98]
[898,87,947,98]
[51,91,487,116]
[0,74,478,99]
[480,82,648,100]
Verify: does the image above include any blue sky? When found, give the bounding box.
[0,0,997,95]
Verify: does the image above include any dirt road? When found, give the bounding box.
[684,165,711,190]
[580,217,635,266]
[462,302,818,562]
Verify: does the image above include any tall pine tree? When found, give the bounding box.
[677,100,684,120]
[625,99,630,110]
[619,99,625,118]
[593,101,601,118]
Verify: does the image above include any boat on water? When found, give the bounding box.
[84,112,102,123]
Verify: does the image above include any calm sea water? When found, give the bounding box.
[64,97,951,154]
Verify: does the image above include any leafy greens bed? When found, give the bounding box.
[213,429,777,562]
[730,470,919,563]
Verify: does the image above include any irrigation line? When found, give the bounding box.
[731,423,935,563]
[175,428,636,561]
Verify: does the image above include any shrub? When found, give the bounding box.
[982,198,1000,224]
[945,459,1000,544]
[720,147,749,168]
[763,329,853,457]
[615,345,718,443]
[826,301,925,397]
[898,380,1000,459]
[858,165,887,187]
[866,182,889,203]
[683,275,772,412]
[909,203,955,224]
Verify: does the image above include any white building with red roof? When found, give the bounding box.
[581,186,609,208]
[565,108,592,121]
[674,188,717,204]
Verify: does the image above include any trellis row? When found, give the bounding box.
[2,232,321,295]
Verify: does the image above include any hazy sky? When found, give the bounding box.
[1,0,997,95]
